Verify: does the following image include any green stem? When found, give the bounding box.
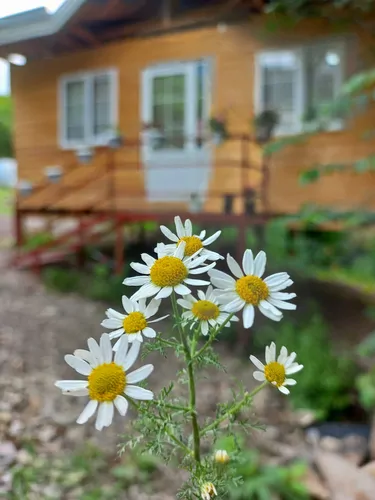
[172,293,201,463]
[127,397,193,456]
[194,313,234,360]
[159,402,191,413]
[201,381,268,436]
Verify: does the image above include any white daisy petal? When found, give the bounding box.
[285,352,297,367]
[209,269,236,284]
[108,328,125,340]
[95,403,106,431]
[278,386,290,395]
[249,355,265,371]
[277,346,288,364]
[242,249,254,275]
[268,342,276,362]
[243,304,255,329]
[64,355,92,376]
[185,219,193,236]
[178,298,195,309]
[125,385,154,400]
[201,321,209,336]
[223,297,245,313]
[74,349,96,366]
[184,278,209,286]
[130,262,150,274]
[160,225,179,242]
[132,283,161,301]
[259,302,283,322]
[141,253,156,266]
[144,299,161,318]
[127,364,154,384]
[227,254,244,278]
[270,292,296,301]
[155,286,173,299]
[142,327,157,338]
[175,284,191,295]
[286,364,304,375]
[269,279,294,292]
[264,272,290,286]
[122,296,135,313]
[77,400,98,424]
[123,340,141,371]
[106,308,125,321]
[55,380,88,391]
[100,333,112,363]
[114,335,129,366]
[202,230,221,246]
[148,314,168,324]
[197,290,206,301]
[285,378,297,386]
[189,263,216,274]
[174,216,185,238]
[268,298,296,310]
[63,388,89,397]
[101,318,122,329]
[253,371,266,381]
[199,230,206,239]
[123,275,150,286]
[114,395,129,416]
[254,251,266,278]
[174,241,186,260]
[87,338,102,364]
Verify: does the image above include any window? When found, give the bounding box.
[59,69,117,148]
[255,40,345,135]
[142,59,210,151]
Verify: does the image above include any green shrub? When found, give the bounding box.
[255,313,356,420]
[216,434,308,500]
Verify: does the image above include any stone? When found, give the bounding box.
[342,434,368,465]
[16,449,33,465]
[315,450,375,500]
[37,424,57,443]
[294,409,316,427]
[9,419,24,437]
[369,411,375,460]
[360,461,375,479]
[0,412,11,424]
[0,441,17,470]
[319,436,343,453]
[302,468,330,500]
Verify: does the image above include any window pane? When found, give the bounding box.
[305,43,342,118]
[93,74,111,136]
[151,74,185,149]
[65,81,85,140]
[262,63,296,129]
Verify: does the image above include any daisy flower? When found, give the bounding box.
[55,333,153,431]
[201,483,217,499]
[209,249,296,328]
[123,241,215,301]
[101,297,168,345]
[249,341,303,395]
[157,215,223,261]
[177,285,238,336]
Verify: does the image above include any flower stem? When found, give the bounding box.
[172,293,201,463]
[201,381,268,436]
[194,313,234,360]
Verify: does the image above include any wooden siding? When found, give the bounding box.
[12,15,375,216]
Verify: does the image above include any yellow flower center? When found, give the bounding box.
[150,256,188,287]
[264,361,286,387]
[177,236,203,257]
[192,300,220,321]
[235,275,269,305]
[88,363,126,402]
[123,311,147,334]
[202,483,217,498]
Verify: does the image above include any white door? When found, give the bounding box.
[141,59,212,202]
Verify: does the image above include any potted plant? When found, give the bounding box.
[302,106,321,133]
[189,192,203,213]
[209,113,229,145]
[254,110,279,143]
[142,122,165,149]
[75,146,93,164]
[45,165,63,183]
[18,180,33,197]
[108,127,124,149]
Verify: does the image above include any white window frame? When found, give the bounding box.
[141,59,211,158]
[58,68,118,149]
[254,39,345,137]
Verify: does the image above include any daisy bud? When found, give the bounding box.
[214,449,230,464]
[201,482,217,500]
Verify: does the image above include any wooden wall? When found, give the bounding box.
[11,14,375,215]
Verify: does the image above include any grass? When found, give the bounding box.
[0,186,13,215]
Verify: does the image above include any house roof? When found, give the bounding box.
[0,0,87,45]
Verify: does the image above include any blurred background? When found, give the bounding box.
[2,0,375,499]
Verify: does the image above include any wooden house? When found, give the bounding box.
[0,0,374,271]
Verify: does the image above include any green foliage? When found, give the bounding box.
[0,95,13,158]
[0,186,13,214]
[256,313,356,420]
[23,231,55,251]
[215,434,308,500]
[355,329,375,411]
[7,443,159,500]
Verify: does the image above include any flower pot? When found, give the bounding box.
[18,180,33,197]
[255,125,274,144]
[76,147,93,164]
[189,194,203,213]
[45,166,63,183]
[108,135,124,149]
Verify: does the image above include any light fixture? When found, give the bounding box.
[325,51,340,66]
[8,54,27,66]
